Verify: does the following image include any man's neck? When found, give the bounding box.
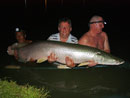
[89,29,101,37]
[18,39,26,43]
[59,33,70,42]
[60,37,68,42]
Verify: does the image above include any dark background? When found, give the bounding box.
[0,0,130,62]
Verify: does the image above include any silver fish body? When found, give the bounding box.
[17,40,124,65]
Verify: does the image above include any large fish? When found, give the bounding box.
[16,40,124,65]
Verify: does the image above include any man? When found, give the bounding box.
[78,15,110,66]
[7,29,32,59]
[48,18,78,43]
[47,17,78,67]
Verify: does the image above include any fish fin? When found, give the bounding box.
[37,58,47,63]
[5,65,21,69]
[57,64,71,69]
[78,62,90,67]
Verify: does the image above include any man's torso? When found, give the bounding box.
[86,32,105,50]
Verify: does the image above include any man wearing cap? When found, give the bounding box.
[7,29,32,57]
[78,15,110,66]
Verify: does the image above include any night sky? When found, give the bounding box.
[0,0,130,61]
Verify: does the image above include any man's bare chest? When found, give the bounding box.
[88,37,104,48]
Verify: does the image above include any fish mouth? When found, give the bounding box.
[120,60,125,64]
[107,59,125,65]
[115,60,125,65]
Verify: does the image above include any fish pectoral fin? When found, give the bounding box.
[37,58,47,63]
[78,62,90,67]
[57,64,71,69]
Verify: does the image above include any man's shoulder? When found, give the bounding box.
[11,42,18,47]
[70,34,78,40]
[49,33,59,37]
[101,32,107,37]
[102,31,107,34]
[70,34,78,44]
[48,33,59,40]
[80,32,89,39]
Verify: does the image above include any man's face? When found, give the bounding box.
[58,22,72,38]
[93,17,104,32]
[90,17,105,34]
[16,32,25,42]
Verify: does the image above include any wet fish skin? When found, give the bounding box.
[17,40,124,65]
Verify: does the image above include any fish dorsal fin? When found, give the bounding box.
[37,58,47,63]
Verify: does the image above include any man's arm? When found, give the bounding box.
[103,32,110,53]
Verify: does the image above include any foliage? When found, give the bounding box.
[0,80,50,98]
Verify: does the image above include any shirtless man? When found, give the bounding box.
[78,15,110,66]
[7,29,32,59]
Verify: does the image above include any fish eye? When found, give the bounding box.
[112,59,116,62]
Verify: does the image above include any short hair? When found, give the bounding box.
[89,15,104,23]
[58,17,72,27]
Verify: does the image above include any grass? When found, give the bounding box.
[0,80,50,98]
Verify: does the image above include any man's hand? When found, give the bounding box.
[87,60,97,67]
[48,53,58,63]
[7,46,14,55]
[48,53,75,68]
[65,56,75,68]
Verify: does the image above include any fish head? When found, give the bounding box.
[95,52,125,65]
[103,57,125,65]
